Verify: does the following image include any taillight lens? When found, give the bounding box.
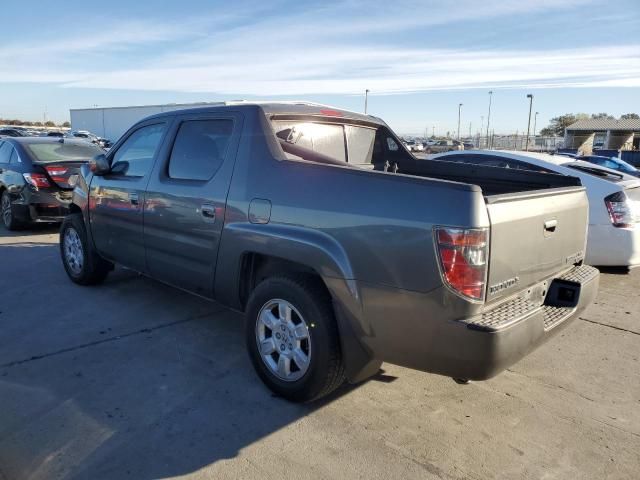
[435,227,489,301]
[604,192,634,228]
[23,173,51,189]
[44,165,68,184]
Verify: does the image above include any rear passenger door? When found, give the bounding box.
[143,111,243,297]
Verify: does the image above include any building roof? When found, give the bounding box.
[566,118,640,131]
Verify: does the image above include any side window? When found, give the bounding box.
[110,123,166,177]
[168,119,233,180]
[386,137,399,151]
[9,148,20,164]
[0,142,12,164]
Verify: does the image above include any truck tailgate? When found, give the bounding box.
[485,186,588,303]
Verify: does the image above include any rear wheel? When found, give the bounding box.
[1,190,21,231]
[245,276,345,402]
[60,213,112,285]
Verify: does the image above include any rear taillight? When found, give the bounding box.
[435,227,489,301]
[23,173,51,189]
[44,165,68,184]
[604,192,634,228]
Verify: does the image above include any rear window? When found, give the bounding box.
[272,120,379,166]
[273,122,346,163]
[564,163,626,182]
[25,142,104,163]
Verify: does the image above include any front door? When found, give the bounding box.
[143,112,243,297]
[89,121,169,272]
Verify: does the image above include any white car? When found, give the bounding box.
[430,150,640,268]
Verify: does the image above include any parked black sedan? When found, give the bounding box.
[0,137,104,230]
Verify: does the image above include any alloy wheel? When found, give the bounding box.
[255,299,312,382]
[63,227,84,275]
[1,194,11,227]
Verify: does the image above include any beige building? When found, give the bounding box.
[564,118,640,154]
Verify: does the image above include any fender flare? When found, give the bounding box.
[215,223,381,383]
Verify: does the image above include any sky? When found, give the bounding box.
[1,0,639,135]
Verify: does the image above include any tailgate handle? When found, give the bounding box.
[544,219,558,233]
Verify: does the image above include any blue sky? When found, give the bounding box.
[1,0,639,135]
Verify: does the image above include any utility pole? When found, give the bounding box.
[480,116,484,148]
[533,111,539,143]
[432,125,435,137]
[457,103,463,140]
[525,94,534,151]
[468,122,472,139]
[364,89,369,114]
[486,91,493,148]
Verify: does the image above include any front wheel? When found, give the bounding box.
[245,276,345,402]
[60,213,112,285]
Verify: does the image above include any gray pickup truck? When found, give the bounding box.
[60,102,599,402]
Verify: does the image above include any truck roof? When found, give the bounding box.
[142,101,385,126]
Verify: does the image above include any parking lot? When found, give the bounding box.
[0,227,639,480]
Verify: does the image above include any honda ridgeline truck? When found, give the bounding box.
[60,102,599,402]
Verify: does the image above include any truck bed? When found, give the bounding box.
[392,156,582,197]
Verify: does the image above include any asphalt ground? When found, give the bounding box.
[1,226,639,480]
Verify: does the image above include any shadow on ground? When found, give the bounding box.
[0,235,369,480]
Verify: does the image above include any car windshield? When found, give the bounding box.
[25,142,104,163]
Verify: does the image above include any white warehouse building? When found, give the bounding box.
[70,102,220,141]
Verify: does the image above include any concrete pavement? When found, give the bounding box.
[1,227,639,479]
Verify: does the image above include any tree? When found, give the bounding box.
[591,113,615,120]
[33,121,43,127]
[61,121,71,128]
[539,113,588,136]
[620,113,639,120]
[44,121,55,127]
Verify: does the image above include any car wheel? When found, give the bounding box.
[60,213,112,285]
[1,190,21,231]
[245,275,345,402]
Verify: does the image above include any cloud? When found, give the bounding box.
[2,0,638,96]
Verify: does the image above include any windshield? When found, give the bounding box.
[25,142,104,163]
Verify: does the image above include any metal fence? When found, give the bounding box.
[466,135,564,152]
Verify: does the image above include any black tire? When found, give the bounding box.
[1,190,22,231]
[245,275,345,402]
[60,213,112,285]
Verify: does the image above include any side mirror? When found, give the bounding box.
[89,154,110,175]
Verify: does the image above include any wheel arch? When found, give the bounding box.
[215,223,381,383]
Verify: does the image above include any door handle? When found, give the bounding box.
[129,192,139,205]
[544,219,557,233]
[201,204,216,222]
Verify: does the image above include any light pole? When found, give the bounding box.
[432,125,435,137]
[533,111,539,137]
[486,91,493,148]
[480,116,484,148]
[457,103,463,140]
[525,94,533,151]
[364,89,369,114]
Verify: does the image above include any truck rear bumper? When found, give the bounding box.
[428,264,599,380]
[353,264,599,382]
